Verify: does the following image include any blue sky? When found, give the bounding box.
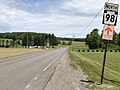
[0,0,120,38]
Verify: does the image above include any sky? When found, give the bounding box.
[0,0,120,38]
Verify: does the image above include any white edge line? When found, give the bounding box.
[43,52,63,72]
[25,85,30,89]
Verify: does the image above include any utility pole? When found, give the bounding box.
[72,35,75,51]
[27,34,28,48]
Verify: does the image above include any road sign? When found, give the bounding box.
[104,2,119,12]
[102,25,114,40]
[101,2,119,85]
[103,10,118,26]
[102,2,119,26]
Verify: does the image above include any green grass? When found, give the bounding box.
[0,38,12,40]
[72,42,89,52]
[69,42,120,90]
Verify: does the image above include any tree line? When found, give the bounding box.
[0,32,60,48]
[85,29,120,49]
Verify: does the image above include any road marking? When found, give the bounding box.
[34,77,38,80]
[25,85,30,89]
[43,52,63,72]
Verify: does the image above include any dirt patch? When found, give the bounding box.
[97,84,119,90]
[45,51,92,90]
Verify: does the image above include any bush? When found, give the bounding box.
[6,45,9,48]
[110,50,112,52]
[96,50,99,52]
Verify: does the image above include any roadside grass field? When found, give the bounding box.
[0,48,42,59]
[0,38,12,41]
[69,42,120,90]
[72,42,89,51]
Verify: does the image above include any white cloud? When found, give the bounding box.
[0,0,119,38]
[0,3,91,36]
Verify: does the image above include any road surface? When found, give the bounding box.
[0,47,67,90]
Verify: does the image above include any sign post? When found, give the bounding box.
[101,2,119,84]
[100,40,108,84]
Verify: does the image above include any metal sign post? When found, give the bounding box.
[101,2,119,84]
[100,40,108,84]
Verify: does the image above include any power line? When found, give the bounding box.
[83,8,103,32]
[77,0,110,37]
[65,0,111,38]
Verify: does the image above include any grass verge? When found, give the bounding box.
[69,47,120,90]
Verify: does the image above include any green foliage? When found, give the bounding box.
[85,29,120,50]
[6,40,9,48]
[0,32,60,48]
[118,33,120,47]
[85,29,100,49]
[1,39,5,47]
[61,41,67,45]
[48,34,60,47]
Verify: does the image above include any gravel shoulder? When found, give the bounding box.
[45,51,92,90]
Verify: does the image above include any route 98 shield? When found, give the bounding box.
[102,2,119,26]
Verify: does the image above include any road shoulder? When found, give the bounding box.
[45,51,92,90]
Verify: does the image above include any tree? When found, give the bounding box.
[1,40,5,47]
[61,41,66,45]
[109,31,117,44]
[0,32,59,48]
[0,39,1,47]
[85,29,100,49]
[34,34,40,47]
[9,40,12,47]
[40,34,47,47]
[11,33,17,47]
[49,34,59,47]
[17,40,21,45]
[22,35,27,48]
[6,40,9,48]
[118,33,120,47]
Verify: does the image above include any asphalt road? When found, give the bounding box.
[0,47,68,90]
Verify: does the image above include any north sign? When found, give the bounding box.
[104,2,119,12]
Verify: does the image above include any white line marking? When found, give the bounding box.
[43,52,63,72]
[34,77,38,80]
[25,85,30,89]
